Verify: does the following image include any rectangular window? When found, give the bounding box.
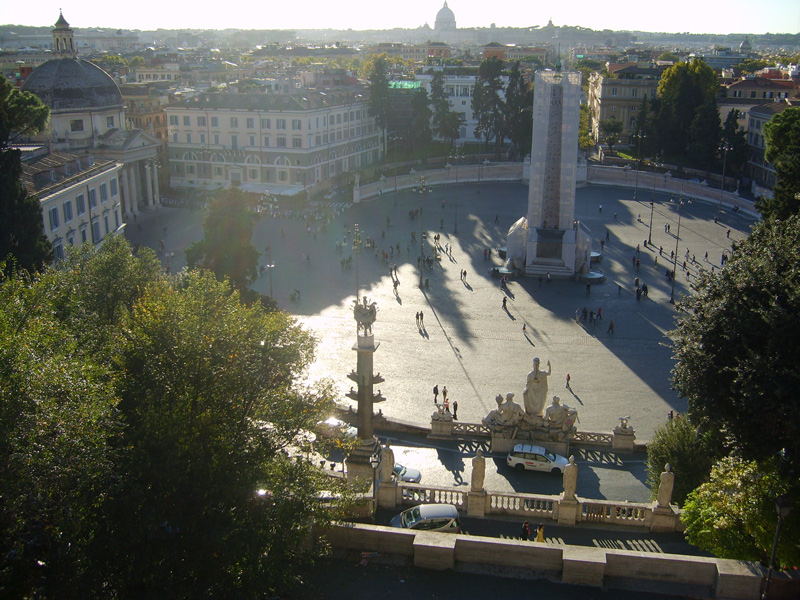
[293,138,302,148]
[173,133,178,143]
[76,194,86,215]
[230,117,239,128]
[200,132,206,144]
[249,168,258,179]
[750,91,757,98]
[104,215,110,235]
[292,119,301,130]
[186,133,192,143]
[247,118,255,128]
[187,165,195,174]
[249,135,255,146]
[261,118,271,128]
[183,116,191,126]
[110,178,118,197]
[611,88,617,96]
[214,134,220,145]
[114,207,120,230]
[49,206,59,230]
[80,225,87,243]
[63,200,73,223]
[277,119,286,129]
[106,116,115,128]
[211,116,219,127]
[336,114,342,124]
[67,233,75,246]
[53,243,64,262]
[100,183,108,203]
[91,219,101,243]
[170,115,179,126]
[277,137,286,147]
[89,188,97,209]
[631,88,638,97]
[198,116,207,126]
[263,136,270,147]
[70,119,85,132]
[214,166,222,176]
[231,135,238,149]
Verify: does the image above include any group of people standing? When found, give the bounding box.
[520,521,545,542]
[433,384,458,419]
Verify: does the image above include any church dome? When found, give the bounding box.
[22,58,122,112]
[435,1,456,30]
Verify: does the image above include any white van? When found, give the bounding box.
[390,503,461,533]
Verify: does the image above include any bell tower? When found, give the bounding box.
[52,11,77,59]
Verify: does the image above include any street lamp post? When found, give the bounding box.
[264,244,274,298]
[669,195,689,305]
[648,201,655,245]
[416,176,431,288]
[632,132,645,201]
[716,141,731,222]
[762,494,793,600]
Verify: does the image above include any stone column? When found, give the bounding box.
[152,163,161,206]
[144,161,154,208]
[128,164,139,213]
[124,167,137,217]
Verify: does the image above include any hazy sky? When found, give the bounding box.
[4,0,799,35]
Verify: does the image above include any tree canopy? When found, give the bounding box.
[185,187,261,291]
[599,118,624,153]
[471,57,506,153]
[0,77,52,276]
[757,106,800,220]
[367,54,391,134]
[0,236,352,598]
[672,215,800,475]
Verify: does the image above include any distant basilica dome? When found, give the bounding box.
[21,12,122,112]
[435,1,456,31]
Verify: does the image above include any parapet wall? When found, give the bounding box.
[320,522,763,600]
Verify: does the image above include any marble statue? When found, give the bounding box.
[523,357,551,416]
[380,443,395,482]
[353,296,377,334]
[483,393,524,428]
[354,172,360,187]
[656,463,675,508]
[545,396,568,428]
[471,449,486,492]
[562,455,578,500]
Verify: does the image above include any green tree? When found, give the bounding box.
[578,104,593,152]
[0,78,52,275]
[720,109,748,178]
[472,57,506,153]
[437,111,465,148]
[672,216,800,474]
[734,59,773,74]
[645,418,721,507]
[687,98,722,172]
[598,118,624,153]
[504,61,532,160]
[682,456,800,567]
[409,87,433,159]
[185,188,260,292]
[429,71,450,134]
[757,106,800,220]
[367,54,391,150]
[656,59,718,158]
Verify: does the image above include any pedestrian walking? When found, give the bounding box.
[495,214,499,224]
[597,307,602,320]
[599,204,603,213]
[419,311,424,327]
[726,229,731,238]
[452,400,458,420]
[520,521,531,541]
[502,296,507,310]
[522,323,527,334]
[442,386,448,402]
[433,384,439,402]
[463,270,467,282]
[607,320,615,335]
[566,373,571,389]
[606,229,610,241]
[536,523,545,543]
[415,311,420,326]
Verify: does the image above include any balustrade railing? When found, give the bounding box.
[399,483,466,507]
[579,500,650,527]
[452,422,491,437]
[572,431,613,446]
[488,492,557,518]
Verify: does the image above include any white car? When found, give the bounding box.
[317,417,358,440]
[392,463,422,483]
[506,444,569,474]
[390,504,461,533]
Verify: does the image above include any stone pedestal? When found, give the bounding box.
[650,505,679,533]
[612,428,636,451]
[376,479,398,509]
[557,498,579,526]
[345,435,380,484]
[466,490,487,518]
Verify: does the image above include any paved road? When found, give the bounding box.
[126,181,757,505]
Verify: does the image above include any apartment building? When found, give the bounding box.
[165,88,382,194]
[588,66,663,144]
[745,101,791,197]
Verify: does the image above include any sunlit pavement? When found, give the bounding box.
[126,182,757,503]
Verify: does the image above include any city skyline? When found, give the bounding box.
[3,0,799,37]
